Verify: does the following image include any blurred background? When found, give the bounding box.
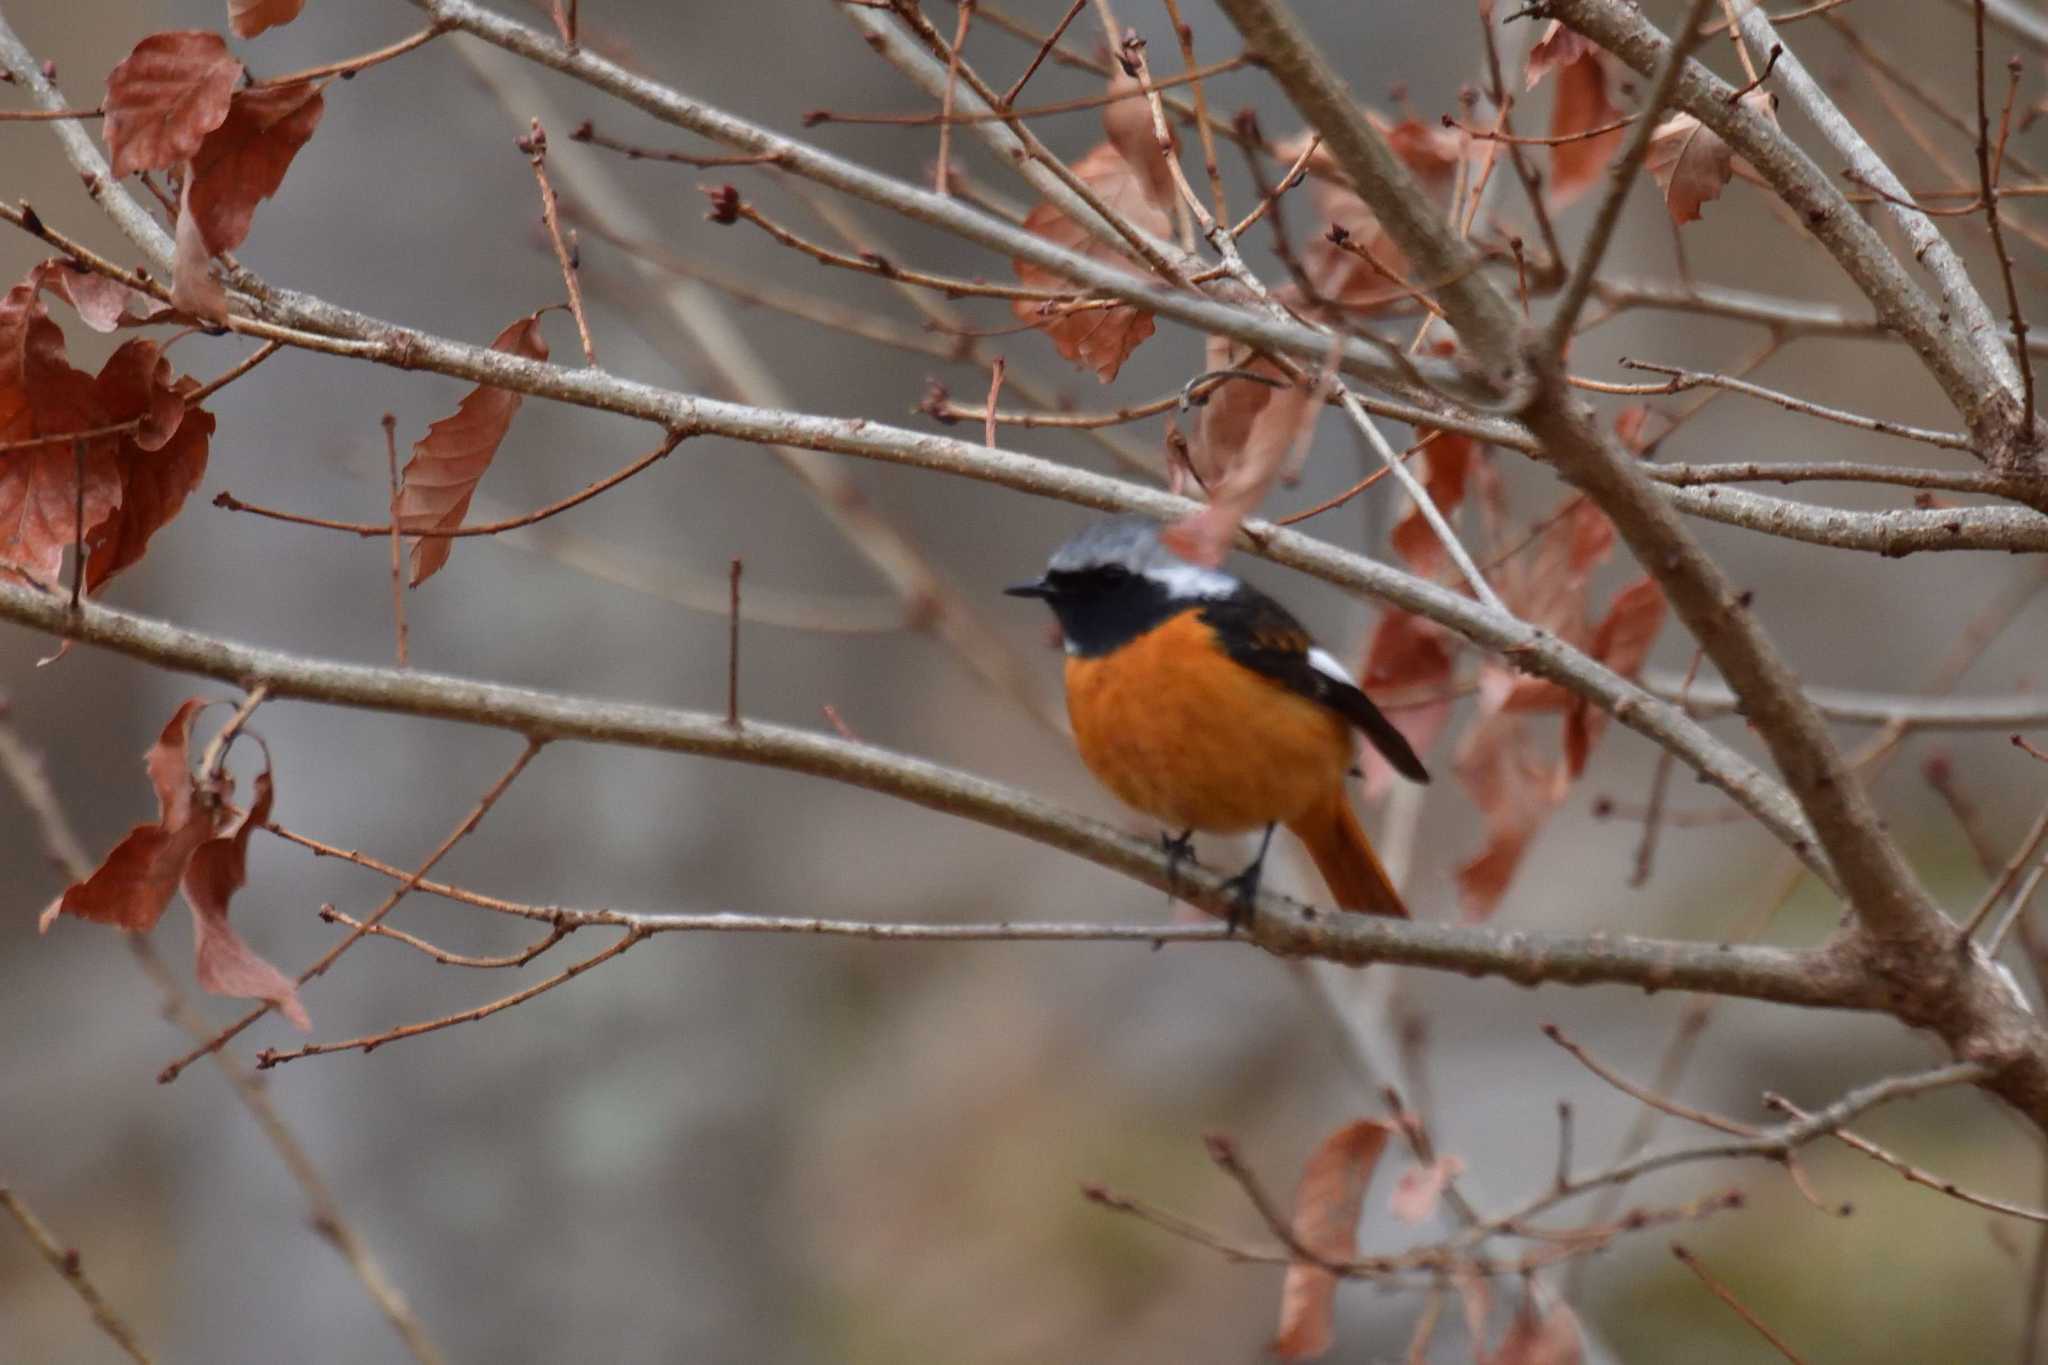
[2,1,2044,1360]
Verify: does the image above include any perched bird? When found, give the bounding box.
[1007,517,1429,924]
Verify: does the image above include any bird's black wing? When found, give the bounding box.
[1199,588,1430,785]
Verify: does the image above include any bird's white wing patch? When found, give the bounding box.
[1308,647,1355,688]
[1143,560,1239,600]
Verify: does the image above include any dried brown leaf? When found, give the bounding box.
[1389,431,1477,579]
[183,766,309,1029]
[1564,576,1665,777]
[1547,50,1626,206]
[30,259,171,332]
[41,699,215,933]
[1011,75,1175,382]
[395,312,550,585]
[187,80,326,254]
[1453,710,1563,919]
[102,30,243,178]
[229,0,309,39]
[0,284,121,586]
[1644,113,1733,225]
[171,171,229,322]
[1271,1118,1392,1361]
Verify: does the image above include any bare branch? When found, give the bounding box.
[0,579,1872,1012]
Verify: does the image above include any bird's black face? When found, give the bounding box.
[1005,562,1179,657]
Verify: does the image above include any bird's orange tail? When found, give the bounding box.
[1286,787,1408,918]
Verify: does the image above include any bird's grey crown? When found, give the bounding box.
[1044,516,1240,599]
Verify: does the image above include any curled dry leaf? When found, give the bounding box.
[40,699,213,933]
[1166,337,1318,566]
[229,0,309,39]
[183,765,310,1029]
[0,283,121,587]
[172,79,327,317]
[1644,113,1732,225]
[187,80,327,255]
[1271,1118,1392,1361]
[1011,73,1176,382]
[30,259,171,332]
[102,30,243,178]
[0,280,213,592]
[395,312,551,585]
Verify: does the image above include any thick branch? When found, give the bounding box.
[1663,485,2048,555]
[0,579,1868,1010]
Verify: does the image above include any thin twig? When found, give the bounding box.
[215,431,685,539]
[157,740,546,1083]
[521,120,596,365]
[1975,0,2037,417]
[934,0,974,193]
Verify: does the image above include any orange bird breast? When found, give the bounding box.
[1063,609,1352,834]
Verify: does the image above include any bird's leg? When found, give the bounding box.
[1161,827,1196,901]
[1220,823,1277,933]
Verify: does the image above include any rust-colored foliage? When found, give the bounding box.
[1271,1118,1392,1361]
[1011,73,1176,382]
[395,312,551,585]
[1644,92,1774,225]
[104,33,327,319]
[42,700,310,1027]
[187,80,327,254]
[228,0,309,39]
[0,280,213,591]
[184,766,310,1030]
[1454,500,1665,916]
[41,700,212,934]
[102,31,243,178]
[1165,339,1316,567]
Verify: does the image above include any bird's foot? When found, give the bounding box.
[1161,828,1196,901]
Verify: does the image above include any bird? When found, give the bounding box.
[1006,516,1429,925]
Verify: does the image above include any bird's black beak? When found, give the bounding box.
[1004,578,1052,599]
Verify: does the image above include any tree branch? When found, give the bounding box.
[0,578,1873,1010]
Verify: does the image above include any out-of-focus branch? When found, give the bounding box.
[0,1187,153,1365]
